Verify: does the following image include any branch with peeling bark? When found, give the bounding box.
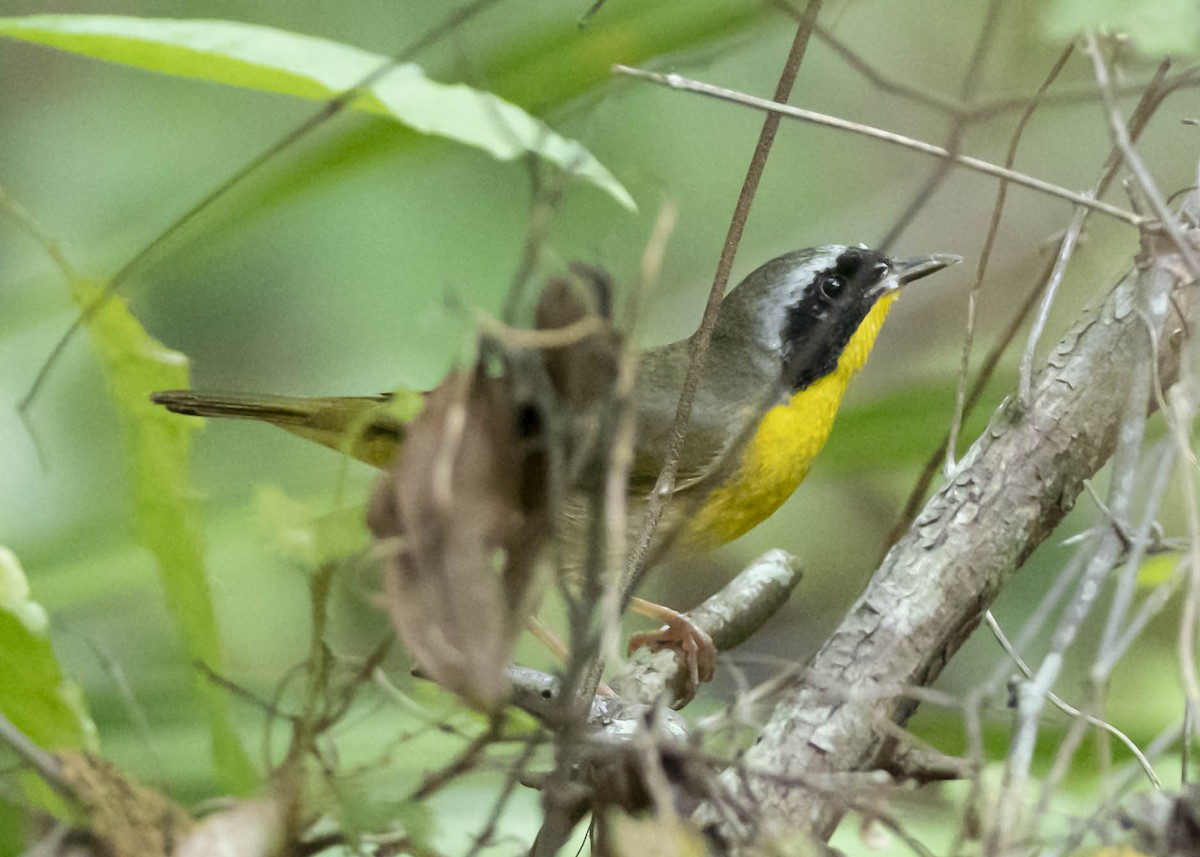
[705,226,1197,846]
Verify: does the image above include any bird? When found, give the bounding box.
[153,244,958,689]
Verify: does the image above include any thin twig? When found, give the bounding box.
[630,712,681,821]
[618,0,824,604]
[778,3,1200,126]
[56,621,166,787]
[0,186,78,281]
[877,0,1004,252]
[741,768,939,857]
[597,202,677,680]
[989,256,1176,853]
[966,66,1200,121]
[1104,555,1188,682]
[893,59,1174,544]
[946,44,1074,475]
[0,186,79,466]
[316,635,395,730]
[1018,204,1090,406]
[888,254,1050,547]
[1168,380,1200,757]
[958,0,1005,100]
[1087,34,1200,278]
[1037,702,1101,824]
[808,17,964,116]
[613,65,1146,227]
[0,712,75,805]
[1018,53,1174,403]
[478,312,608,349]
[410,716,502,802]
[1094,440,1177,677]
[984,611,1161,788]
[464,733,544,857]
[502,159,570,324]
[949,688,990,855]
[981,544,1089,697]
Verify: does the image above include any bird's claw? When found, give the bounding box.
[627,614,716,698]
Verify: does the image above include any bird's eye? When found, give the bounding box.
[820,274,845,299]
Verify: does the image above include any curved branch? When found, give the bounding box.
[612,549,803,706]
[509,549,803,724]
[711,227,1196,845]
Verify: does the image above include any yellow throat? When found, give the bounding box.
[683,291,898,548]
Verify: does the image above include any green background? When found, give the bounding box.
[1,1,1196,852]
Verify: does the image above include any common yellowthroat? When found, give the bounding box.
[153,244,958,681]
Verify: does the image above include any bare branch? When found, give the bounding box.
[1018,203,1090,406]
[612,65,1147,227]
[511,549,802,720]
[611,549,802,706]
[1086,35,1200,278]
[894,59,1175,543]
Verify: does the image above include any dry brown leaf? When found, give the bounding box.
[369,268,623,708]
[535,263,620,414]
[368,363,548,709]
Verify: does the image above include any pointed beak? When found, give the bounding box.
[893,253,962,287]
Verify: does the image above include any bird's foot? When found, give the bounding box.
[626,608,716,695]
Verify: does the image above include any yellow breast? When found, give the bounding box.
[680,292,897,549]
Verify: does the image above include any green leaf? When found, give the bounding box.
[191,0,765,237]
[1043,0,1200,56]
[0,546,95,751]
[484,0,764,113]
[71,277,257,794]
[0,14,635,210]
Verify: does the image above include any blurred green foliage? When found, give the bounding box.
[1044,0,1200,56]
[1,1,1197,853]
[0,545,93,751]
[0,14,635,209]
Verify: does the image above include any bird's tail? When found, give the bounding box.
[151,390,407,469]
